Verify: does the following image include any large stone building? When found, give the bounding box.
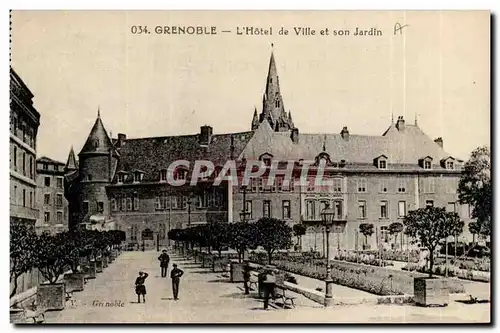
[10,68,40,228]
[36,157,69,233]
[65,50,475,251]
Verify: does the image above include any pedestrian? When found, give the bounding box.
[134,271,148,303]
[170,263,184,301]
[262,265,276,310]
[158,249,170,277]
[243,261,251,295]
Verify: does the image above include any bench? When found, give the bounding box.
[274,285,296,308]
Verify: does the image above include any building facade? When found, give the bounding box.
[65,50,475,252]
[36,157,69,233]
[10,68,40,227]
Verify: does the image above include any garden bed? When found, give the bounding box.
[402,263,490,283]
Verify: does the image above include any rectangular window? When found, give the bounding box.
[263,200,271,218]
[57,211,63,223]
[251,178,258,192]
[127,197,132,211]
[134,172,142,182]
[57,178,63,189]
[244,201,252,220]
[357,178,367,192]
[98,201,104,213]
[133,192,139,211]
[379,160,387,169]
[380,201,388,218]
[334,201,343,219]
[160,170,167,181]
[122,197,127,211]
[282,200,291,219]
[44,193,50,205]
[44,177,50,187]
[447,202,456,213]
[424,160,432,170]
[22,153,26,175]
[13,185,17,204]
[258,178,263,192]
[379,179,388,193]
[306,200,315,220]
[56,194,63,207]
[44,212,50,223]
[13,146,17,169]
[358,201,366,219]
[29,191,33,208]
[277,177,283,192]
[426,200,434,207]
[380,226,390,243]
[171,196,178,210]
[29,157,33,178]
[398,201,406,217]
[22,189,26,207]
[117,174,125,183]
[446,161,454,170]
[398,179,406,193]
[83,201,89,214]
[111,198,117,211]
[164,195,171,210]
[332,178,342,192]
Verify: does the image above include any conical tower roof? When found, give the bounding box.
[79,109,117,156]
[65,146,78,170]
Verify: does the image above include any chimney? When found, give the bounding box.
[199,125,213,146]
[117,133,127,147]
[434,137,443,148]
[396,116,405,131]
[291,128,299,144]
[340,126,349,140]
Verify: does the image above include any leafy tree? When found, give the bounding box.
[468,221,480,244]
[254,218,293,264]
[389,222,404,250]
[458,146,491,236]
[228,222,258,263]
[168,228,183,248]
[205,222,230,258]
[293,224,307,249]
[10,222,37,298]
[359,223,374,248]
[34,233,70,284]
[61,230,84,273]
[403,206,464,277]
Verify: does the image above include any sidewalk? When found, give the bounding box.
[44,250,490,323]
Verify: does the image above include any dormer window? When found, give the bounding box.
[419,156,433,170]
[117,173,125,183]
[424,160,432,170]
[259,153,274,167]
[160,169,167,182]
[446,161,454,170]
[134,171,144,183]
[374,155,388,170]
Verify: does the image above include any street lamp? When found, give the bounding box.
[320,202,336,307]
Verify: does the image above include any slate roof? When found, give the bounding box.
[37,156,65,165]
[239,119,456,168]
[79,112,118,156]
[112,131,254,183]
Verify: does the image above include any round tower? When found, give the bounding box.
[77,109,119,224]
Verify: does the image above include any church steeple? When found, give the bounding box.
[65,146,78,171]
[257,46,294,132]
[251,107,259,130]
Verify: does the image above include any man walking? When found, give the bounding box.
[158,249,170,277]
[170,263,184,301]
[262,265,276,310]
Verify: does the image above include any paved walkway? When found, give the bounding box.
[44,250,490,323]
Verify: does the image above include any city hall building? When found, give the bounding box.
[64,51,475,252]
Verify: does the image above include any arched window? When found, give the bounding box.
[94,139,100,148]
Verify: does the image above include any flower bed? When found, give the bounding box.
[249,253,465,296]
[402,263,490,283]
[335,252,393,267]
[354,249,420,263]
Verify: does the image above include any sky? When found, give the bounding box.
[10,10,490,163]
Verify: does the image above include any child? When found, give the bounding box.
[135,271,148,303]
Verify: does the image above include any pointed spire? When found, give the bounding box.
[79,112,116,156]
[288,111,292,121]
[65,146,78,171]
[251,107,259,130]
[323,135,327,152]
[391,112,394,124]
[97,105,101,118]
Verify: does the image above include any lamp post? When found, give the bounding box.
[320,203,335,307]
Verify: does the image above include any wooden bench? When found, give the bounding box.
[274,285,296,309]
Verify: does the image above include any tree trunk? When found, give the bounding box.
[10,276,18,298]
[267,250,273,265]
[218,249,222,258]
[454,232,457,260]
[428,247,434,278]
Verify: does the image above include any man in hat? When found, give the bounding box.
[262,265,277,310]
[158,249,170,277]
[170,263,184,301]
